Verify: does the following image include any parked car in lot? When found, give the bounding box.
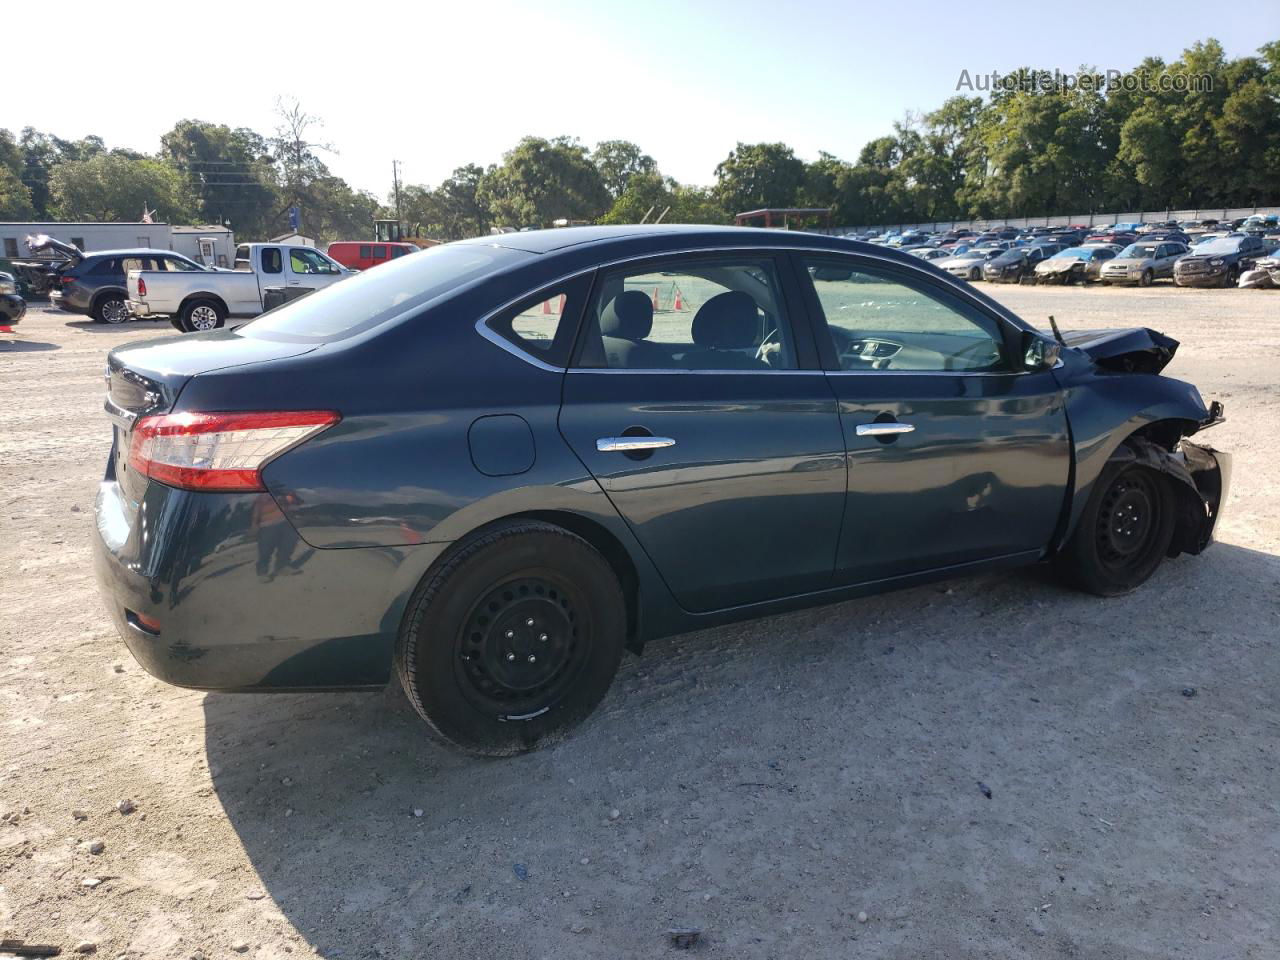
[910,247,953,262]
[25,237,210,325]
[0,271,24,327]
[1099,241,1189,286]
[937,247,1003,280]
[1034,245,1120,284]
[127,243,350,331]
[981,244,1062,283]
[327,241,418,271]
[1173,234,1266,288]
[1238,256,1280,289]
[92,226,1230,755]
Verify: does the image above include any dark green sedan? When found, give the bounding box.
[93,226,1230,756]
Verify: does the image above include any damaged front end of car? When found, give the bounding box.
[1055,325,1231,557]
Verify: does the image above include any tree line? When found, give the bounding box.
[0,39,1275,244]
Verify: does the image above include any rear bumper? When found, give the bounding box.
[126,299,151,317]
[92,474,449,691]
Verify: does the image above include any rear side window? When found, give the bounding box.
[89,258,121,275]
[359,245,371,259]
[484,272,594,367]
[240,243,520,343]
[372,245,387,259]
[261,248,282,273]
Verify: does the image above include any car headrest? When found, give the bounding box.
[600,290,653,341]
[691,291,759,349]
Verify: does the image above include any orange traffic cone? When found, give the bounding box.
[673,287,683,311]
[542,299,552,315]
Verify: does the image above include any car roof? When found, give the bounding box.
[82,248,187,259]
[455,222,885,257]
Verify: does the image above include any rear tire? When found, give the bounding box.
[93,295,129,324]
[180,298,225,333]
[1054,449,1176,596]
[395,521,626,756]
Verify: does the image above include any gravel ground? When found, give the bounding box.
[1,285,1277,959]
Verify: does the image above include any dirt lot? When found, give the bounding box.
[2,285,1278,959]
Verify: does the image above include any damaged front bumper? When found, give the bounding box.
[1119,420,1231,557]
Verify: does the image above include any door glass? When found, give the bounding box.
[486,283,586,366]
[289,248,340,275]
[261,248,283,273]
[577,258,797,370]
[801,258,1009,372]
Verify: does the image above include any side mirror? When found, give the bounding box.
[1022,331,1061,370]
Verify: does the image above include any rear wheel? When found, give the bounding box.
[93,295,129,324]
[395,521,626,756]
[180,298,225,333]
[1055,450,1176,596]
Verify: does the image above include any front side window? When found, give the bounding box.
[359,245,371,259]
[289,248,340,275]
[576,258,797,370]
[801,257,1009,373]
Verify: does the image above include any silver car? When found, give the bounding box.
[1099,241,1189,286]
[937,248,1002,281]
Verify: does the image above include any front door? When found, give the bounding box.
[286,247,345,292]
[793,253,1071,584]
[558,253,846,613]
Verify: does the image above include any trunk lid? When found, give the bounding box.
[25,234,83,265]
[105,331,318,499]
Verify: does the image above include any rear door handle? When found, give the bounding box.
[855,422,915,437]
[596,436,676,452]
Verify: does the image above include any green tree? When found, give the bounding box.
[592,140,657,199]
[50,152,195,222]
[478,136,610,228]
[161,120,279,237]
[714,142,804,214]
[0,129,35,219]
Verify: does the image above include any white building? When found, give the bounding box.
[0,222,236,268]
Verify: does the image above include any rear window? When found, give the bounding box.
[238,243,520,343]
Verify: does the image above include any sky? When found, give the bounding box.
[6,1,1274,201]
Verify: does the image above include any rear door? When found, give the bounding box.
[793,253,1071,584]
[557,252,846,613]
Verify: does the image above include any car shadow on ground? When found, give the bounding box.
[202,542,1280,958]
[0,338,59,352]
[63,319,171,333]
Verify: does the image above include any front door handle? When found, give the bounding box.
[596,436,676,452]
[855,422,915,437]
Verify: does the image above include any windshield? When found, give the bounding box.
[1119,244,1160,259]
[238,243,520,342]
[1192,238,1244,255]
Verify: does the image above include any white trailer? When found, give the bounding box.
[0,222,235,267]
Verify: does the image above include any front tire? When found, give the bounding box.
[395,521,626,756]
[93,295,129,324]
[180,298,226,332]
[1139,269,1153,287]
[1054,449,1176,596]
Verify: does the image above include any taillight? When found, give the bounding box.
[137,277,147,296]
[128,411,340,492]
[61,276,74,284]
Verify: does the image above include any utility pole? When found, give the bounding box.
[392,159,403,228]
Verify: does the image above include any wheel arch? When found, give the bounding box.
[179,292,228,316]
[407,509,647,655]
[1055,371,1212,553]
[90,286,127,312]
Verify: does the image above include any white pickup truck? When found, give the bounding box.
[127,243,351,331]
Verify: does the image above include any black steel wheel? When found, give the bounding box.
[396,521,625,756]
[1055,448,1176,596]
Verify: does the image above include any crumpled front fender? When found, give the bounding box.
[1110,437,1231,556]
